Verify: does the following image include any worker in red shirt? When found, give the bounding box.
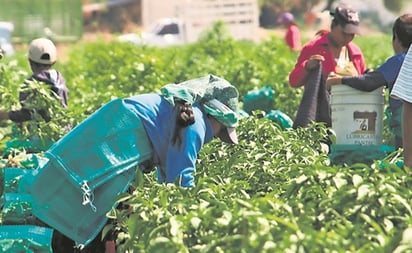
[278,12,302,51]
[289,5,366,88]
[289,4,366,128]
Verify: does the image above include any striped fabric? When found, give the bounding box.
[391,46,412,103]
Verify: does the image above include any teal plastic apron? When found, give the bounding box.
[19,99,153,246]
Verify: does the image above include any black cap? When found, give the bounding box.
[331,5,361,35]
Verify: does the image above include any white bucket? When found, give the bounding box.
[330,85,385,145]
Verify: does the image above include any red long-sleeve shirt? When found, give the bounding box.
[288,32,366,87]
[285,24,301,51]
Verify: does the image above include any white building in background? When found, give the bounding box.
[140,0,260,43]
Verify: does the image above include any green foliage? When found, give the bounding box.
[0,65,74,153]
[112,118,411,252]
[0,60,28,106]
[0,0,82,41]
[16,80,74,142]
[61,41,170,114]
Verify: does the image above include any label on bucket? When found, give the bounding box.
[331,85,384,145]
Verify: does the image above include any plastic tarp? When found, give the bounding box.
[265,109,293,129]
[0,225,53,253]
[0,193,34,225]
[19,98,153,246]
[243,86,274,114]
[329,144,395,165]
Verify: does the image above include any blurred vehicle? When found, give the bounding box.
[117,14,258,47]
[118,0,259,47]
[0,22,15,57]
[118,18,186,47]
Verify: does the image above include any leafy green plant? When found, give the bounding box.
[107,115,410,252]
[1,80,74,153]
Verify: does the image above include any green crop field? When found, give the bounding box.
[0,0,82,42]
[1,26,410,252]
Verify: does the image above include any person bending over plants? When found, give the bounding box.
[102,74,240,252]
[123,74,239,187]
[27,74,240,253]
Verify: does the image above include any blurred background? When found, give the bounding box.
[0,0,411,56]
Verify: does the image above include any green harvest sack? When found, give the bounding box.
[329,144,395,165]
[3,168,30,194]
[243,86,275,114]
[0,225,53,253]
[265,109,293,129]
[0,193,34,224]
[2,128,54,156]
[19,99,153,246]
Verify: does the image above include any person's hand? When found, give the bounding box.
[305,55,325,71]
[326,75,343,88]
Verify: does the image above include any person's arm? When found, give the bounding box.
[403,101,412,168]
[164,130,202,187]
[343,71,386,91]
[289,44,313,87]
[289,35,333,87]
[0,109,32,122]
[328,54,403,91]
[289,54,325,87]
